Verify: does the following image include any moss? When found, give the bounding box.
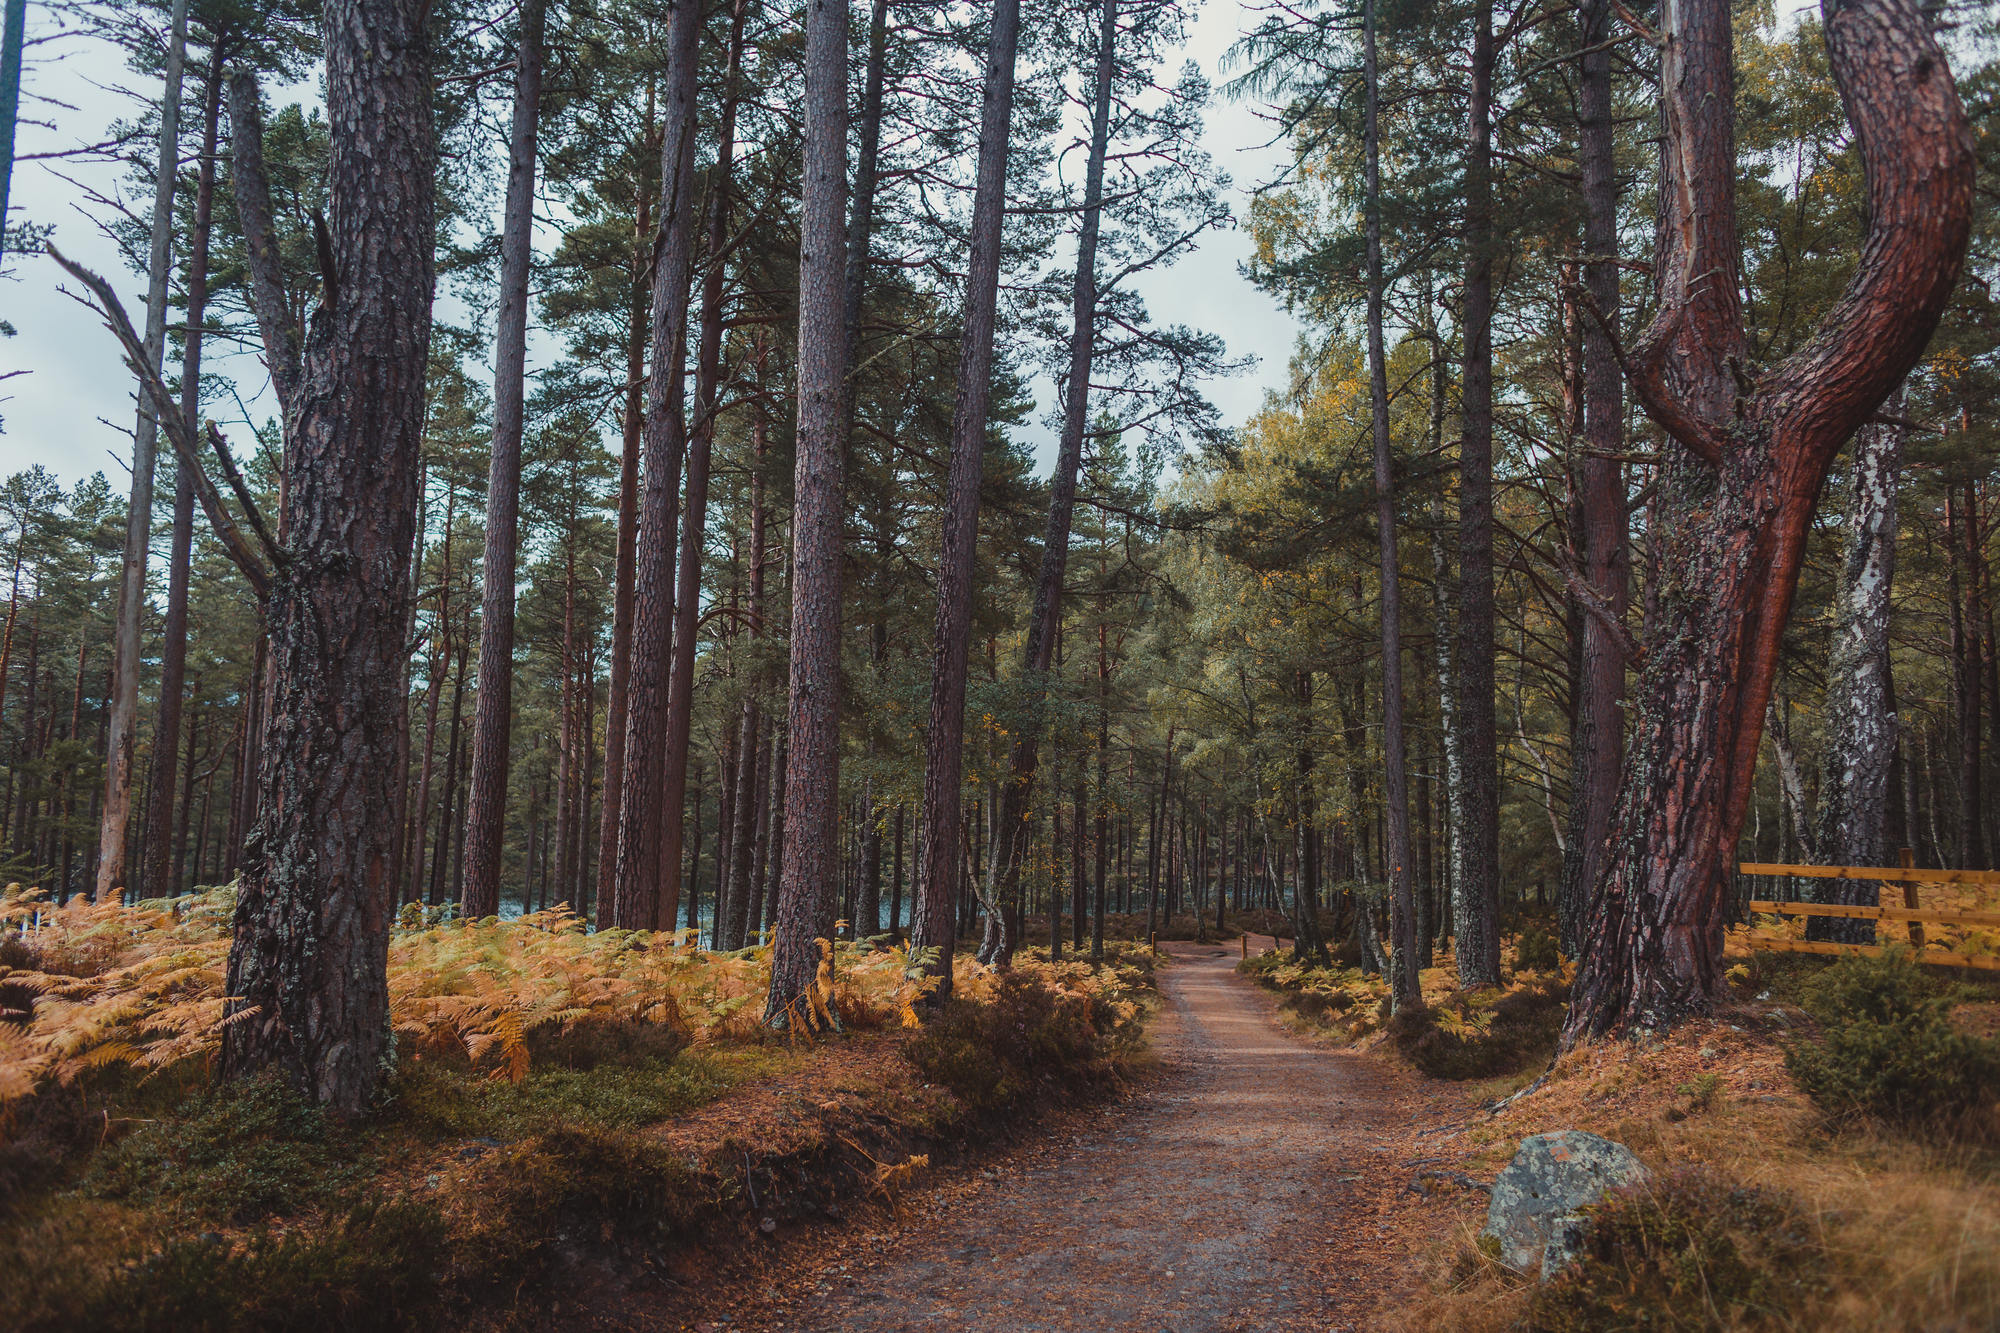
[96,1200,449,1333]
[82,1073,368,1225]
[1526,1167,1828,1332]
[446,1123,701,1294]
[390,1050,733,1140]
[0,1198,448,1333]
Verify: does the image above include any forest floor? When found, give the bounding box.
[687,943,1468,1333]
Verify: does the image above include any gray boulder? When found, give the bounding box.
[1481,1130,1649,1278]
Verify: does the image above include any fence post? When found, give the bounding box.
[1900,847,1924,952]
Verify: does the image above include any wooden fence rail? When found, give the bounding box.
[1734,851,2000,972]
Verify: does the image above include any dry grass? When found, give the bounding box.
[1388,995,2000,1331]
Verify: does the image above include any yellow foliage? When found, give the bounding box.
[0,886,951,1106]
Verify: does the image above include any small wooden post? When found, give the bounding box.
[1149,930,1157,956]
[1240,932,1247,959]
[1900,847,1924,952]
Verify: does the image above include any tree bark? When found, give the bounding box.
[1558,0,1629,960]
[984,0,1117,969]
[462,0,548,919]
[1361,0,1419,1010]
[1563,0,1973,1046]
[222,0,436,1114]
[908,0,1024,1003]
[765,0,855,1025]
[593,104,653,926]
[98,0,186,901]
[227,69,301,415]
[1452,0,1502,988]
[143,52,224,899]
[611,0,703,932]
[1809,405,1905,941]
[657,0,748,928]
[1948,482,1984,868]
[719,401,769,949]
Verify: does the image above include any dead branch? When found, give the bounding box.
[47,243,276,599]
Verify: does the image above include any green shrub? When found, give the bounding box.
[1387,978,1568,1080]
[1673,1072,1724,1117]
[83,1073,366,1224]
[1527,1168,1827,1332]
[1784,950,2000,1128]
[903,972,1117,1113]
[1513,927,1563,973]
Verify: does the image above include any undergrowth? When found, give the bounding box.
[1241,937,1567,1082]
[0,894,1153,1332]
[1525,1168,1829,1333]
[1783,949,2000,1133]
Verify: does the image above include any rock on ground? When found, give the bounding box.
[1481,1129,1648,1279]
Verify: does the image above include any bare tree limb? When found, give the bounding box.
[205,422,284,567]
[48,243,276,598]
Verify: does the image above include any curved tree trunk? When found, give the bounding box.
[1563,0,1973,1045]
[221,0,436,1115]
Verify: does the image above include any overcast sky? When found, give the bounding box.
[0,0,1302,490]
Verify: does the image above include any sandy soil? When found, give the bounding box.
[714,944,1468,1333]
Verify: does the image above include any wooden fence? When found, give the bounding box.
[1734,850,2000,971]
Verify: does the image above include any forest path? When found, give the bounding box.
[730,943,1452,1332]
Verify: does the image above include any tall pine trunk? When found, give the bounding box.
[1809,405,1905,943]
[908,0,1024,1002]
[765,0,856,1024]
[1558,0,1630,959]
[611,0,703,931]
[594,89,655,924]
[1452,0,1502,987]
[98,0,186,900]
[222,0,436,1114]
[462,0,548,918]
[1362,0,1419,1009]
[144,50,224,899]
[657,0,747,927]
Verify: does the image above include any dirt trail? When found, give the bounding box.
[731,944,1460,1332]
